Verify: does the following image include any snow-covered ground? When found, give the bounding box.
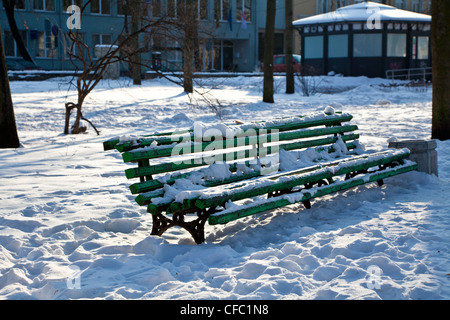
[0,75,448,300]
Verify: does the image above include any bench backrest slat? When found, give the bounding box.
[121,124,358,163]
[124,134,359,180]
[104,113,354,152]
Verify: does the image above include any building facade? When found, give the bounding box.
[1,0,289,73]
[1,0,432,74]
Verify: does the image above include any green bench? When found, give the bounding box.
[103,111,417,244]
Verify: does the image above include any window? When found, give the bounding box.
[316,0,331,14]
[37,31,56,58]
[15,0,25,9]
[152,0,162,17]
[273,56,285,64]
[411,0,424,13]
[199,0,208,20]
[236,0,251,22]
[213,40,233,71]
[91,0,110,15]
[64,32,85,59]
[336,0,350,8]
[304,36,323,59]
[394,0,407,10]
[215,0,230,21]
[117,0,126,15]
[426,0,432,14]
[33,0,55,11]
[92,33,112,57]
[353,33,382,57]
[387,33,406,57]
[417,36,429,60]
[63,0,83,10]
[167,0,176,17]
[162,39,182,71]
[4,31,16,57]
[4,30,27,57]
[328,34,348,58]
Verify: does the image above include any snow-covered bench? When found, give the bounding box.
[103,110,417,244]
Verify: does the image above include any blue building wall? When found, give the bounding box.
[1,0,287,73]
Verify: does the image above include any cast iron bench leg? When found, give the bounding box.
[151,209,214,244]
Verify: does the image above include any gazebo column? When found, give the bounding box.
[348,23,354,76]
[382,23,387,76]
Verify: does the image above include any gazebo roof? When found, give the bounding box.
[293,1,431,26]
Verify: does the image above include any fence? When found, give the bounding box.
[385,67,432,81]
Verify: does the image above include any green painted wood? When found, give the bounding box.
[208,163,418,225]
[135,189,164,206]
[115,133,191,152]
[135,170,264,206]
[147,201,172,215]
[121,125,358,163]
[104,113,353,152]
[171,150,411,214]
[103,129,191,151]
[127,138,359,195]
[123,135,359,179]
[139,142,361,207]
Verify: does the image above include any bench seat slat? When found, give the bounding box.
[130,139,360,196]
[208,161,418,225]
[168,149,412,214]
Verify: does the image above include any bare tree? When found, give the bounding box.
[64,1,168,135]
[263,0,277,103]
[64,0,221,135]
[0,26,20,148]
[431,0,450,140]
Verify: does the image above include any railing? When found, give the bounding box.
[385,67,432,80]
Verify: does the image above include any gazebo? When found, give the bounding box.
[292,1,431,79]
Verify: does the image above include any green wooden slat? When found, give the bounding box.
[105,113,353,152]
[135,170,263,206]
[208,163,418,225]
[123,134,359,179]
[170,150,411,214]
[147,201,172,215]
[121,125,358,163]
[103,129,190,151]
[115,133,191,152]
[103,139,120,151]
[128,138,360,195]
[135,140,363,207]
[135,189,164,206]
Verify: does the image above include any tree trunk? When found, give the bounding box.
[183,1,196,93]
[130,0,141,85]
[285,0,294,94]
[0,26,20,148]
[183,46,194,93]
[431,0,450,140]
[263,0,276,103]
[2,0,35,64]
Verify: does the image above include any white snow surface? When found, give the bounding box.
[0,75,449,300]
